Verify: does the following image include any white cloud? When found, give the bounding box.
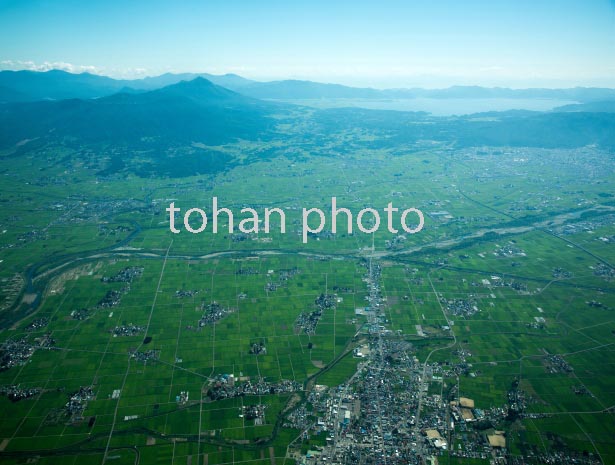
[0,60,158,79]
[0,59,105,75]
[105,67,150,79]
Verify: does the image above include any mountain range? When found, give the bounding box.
[2,70,615,103]
[0,77,278,148]
[0,70,614,179]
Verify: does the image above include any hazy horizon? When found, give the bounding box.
[2,67,615,91]
[1,0,614,89]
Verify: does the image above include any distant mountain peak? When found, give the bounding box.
[151,77,247,103]
[174,76,215,86]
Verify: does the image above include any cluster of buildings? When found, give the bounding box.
[265,281,281,292]
[444,298,479,318]
[65,386,94,420]
[111,324,144,337]
[207,375,301,401]
[491,279,529,293]
[0,337,37,371]
[288,249,602,464]
[70,308,90,320]
[235,266,259,275]
[278,267,301,281]
[25,317,49,331]
[552,267,573,279]
[241,404,266,424]
[493,243,526,258]
[175,289,199,298]
[97,289,124,308]
[593,263,615,279]
[296,339,522,464]
[198,302,233,327]
[385,234,407,250]
[292,258,520,464]
[264,267,302,292]
[0,384,40,402]
[101,266,144,284]
[508,451,602,465]
[295,293,336,335]
[283,404,311,430]
[551,213,615,236]
[129,349,159,363]
[95,266,146,311]
[175,390,189,404]
[249,341,267,355]
[544,354,573,374]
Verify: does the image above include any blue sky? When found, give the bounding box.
[0,0,614,88]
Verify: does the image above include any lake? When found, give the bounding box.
[274,97,579,116]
